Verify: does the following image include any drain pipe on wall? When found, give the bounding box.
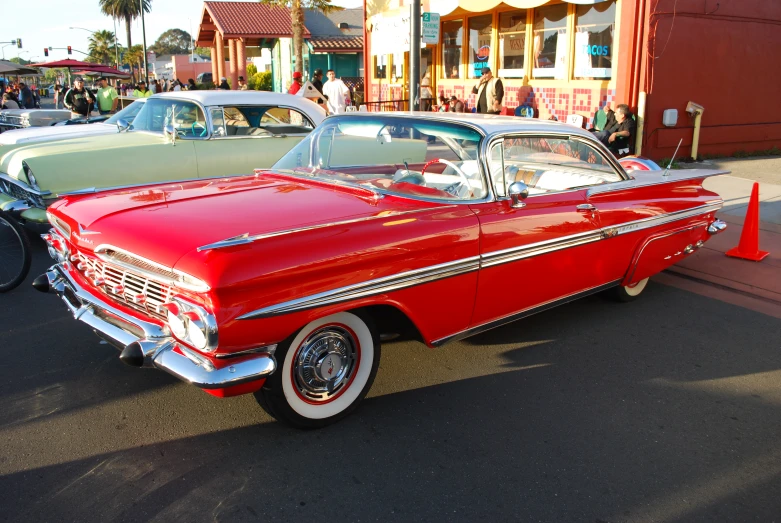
[635,91,646,155]
[686,101,705,160]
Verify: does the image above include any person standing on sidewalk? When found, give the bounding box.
[471,67,503,114]
[311,69,324,95]
[132,80,152,98]
[53,81,63,109]
[322,69,350,114]
[288,72,303,95]
[64,77,95,118]
[18,83,35,109]
[96,77,119,115]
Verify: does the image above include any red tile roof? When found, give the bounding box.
[309,36,364,52]
[204,1,311,38]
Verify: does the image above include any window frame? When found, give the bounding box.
[440,18,465,80]
[486,132,628,199]
[206,105,315,140]
[497,9,529,79]
[467,14,494,80]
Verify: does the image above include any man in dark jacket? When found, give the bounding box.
[311,69,324,95]
[18,83,35,109]
[64,77,95,117]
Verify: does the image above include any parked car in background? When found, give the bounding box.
[0,91,326,226]
[196,72,213,85]
[0,99,146,147]
[0,108,72,132]
[36,113,729,428]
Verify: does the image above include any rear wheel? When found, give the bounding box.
[0,211,31,293]
[255,311,381,429]
[612,277,649,302]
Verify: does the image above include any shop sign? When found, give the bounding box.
[422,12,440,45]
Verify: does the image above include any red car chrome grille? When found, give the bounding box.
[76,252,173,321]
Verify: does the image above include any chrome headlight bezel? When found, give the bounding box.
[21,161,40,190]
[164,297,218,352]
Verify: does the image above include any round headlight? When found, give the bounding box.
[166,305,187,339]
[185,312,207,350]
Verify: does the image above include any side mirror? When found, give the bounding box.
[116,119,130,133]
[164,124,177,145]
[508,181,529,208]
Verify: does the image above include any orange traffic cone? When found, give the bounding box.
[726,182,769,261]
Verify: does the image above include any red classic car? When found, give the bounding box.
[35,113,728,428]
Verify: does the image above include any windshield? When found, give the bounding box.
[129,98,207,137]
[105,100,145,125]
[273,115,486,201]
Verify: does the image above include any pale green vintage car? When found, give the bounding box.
[0,91,326,226]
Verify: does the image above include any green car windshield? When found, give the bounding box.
[129,98,207,138]
[105,100,145,125]
[273,115,487,201]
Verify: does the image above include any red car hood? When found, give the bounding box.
[53,172,431,270]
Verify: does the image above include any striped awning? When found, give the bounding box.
[384,0,610,17]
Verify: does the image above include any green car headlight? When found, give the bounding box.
[21,161,39,190]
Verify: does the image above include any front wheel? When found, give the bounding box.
[0,211,31,293]
[255,311,381,429]
[612,277,649,302]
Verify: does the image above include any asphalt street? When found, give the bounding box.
[1,240,781,523]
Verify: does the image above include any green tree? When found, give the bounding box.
[88,30,118,65]
[250,71,272,91]
[125,44,146,82]
[9,57,32,65]
[150,28,192,55]
[99,0,152,72]
[259,0,341,75]
[247,63,258,77]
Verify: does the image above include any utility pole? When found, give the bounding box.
[140,0,149,83]
[409,2,421,111]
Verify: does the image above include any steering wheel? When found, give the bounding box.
[420,158,473,198]
[191,122,207,137]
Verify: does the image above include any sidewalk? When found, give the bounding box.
[664,159,781,305]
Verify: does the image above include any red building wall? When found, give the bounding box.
[641,0,781,159]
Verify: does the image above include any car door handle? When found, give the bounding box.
[576,204,597,212]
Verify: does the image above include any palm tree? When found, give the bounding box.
[125,44,145,82]
[88,30,117,65]
[99,0,151,68]
[259,0,341,75]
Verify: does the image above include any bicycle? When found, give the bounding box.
[0,210,32,292]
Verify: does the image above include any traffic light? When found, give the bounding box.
[16,38,22,49]
[44,48,48,57]
[67,46,72,55]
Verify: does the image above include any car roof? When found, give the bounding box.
[152,90,318,109]
[327,111,596,140]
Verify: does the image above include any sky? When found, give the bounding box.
[0,0,362,64]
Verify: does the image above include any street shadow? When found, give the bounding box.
[1,278,781,521]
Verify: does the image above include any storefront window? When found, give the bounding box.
[374,55,387,79]
[392,52,404,82]
[532,4,568,79]
[442,20,463,79]
[468,15,493,79]
[574,0,616,79]
[499,10,527,79]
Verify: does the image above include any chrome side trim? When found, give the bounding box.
[431,279,622,346]
[586,169,729,196]
[481,230,604,268]
[601,201,722,238]
[238,256,481,320]
[239,202,723,320]
[197,205,458,252]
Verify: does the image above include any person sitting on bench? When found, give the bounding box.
[593,104,635,155]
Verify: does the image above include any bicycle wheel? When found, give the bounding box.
[0,211,32,292]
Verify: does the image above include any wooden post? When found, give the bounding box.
[215,31,226,83]
[229,38,238,89]
[237,38,247,86]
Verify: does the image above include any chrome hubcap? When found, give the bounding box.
[294,326,358,402]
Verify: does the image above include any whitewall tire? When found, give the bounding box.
[255,311,380,429]
[613,277,649,302]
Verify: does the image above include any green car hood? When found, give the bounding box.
[1,132,196,196]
